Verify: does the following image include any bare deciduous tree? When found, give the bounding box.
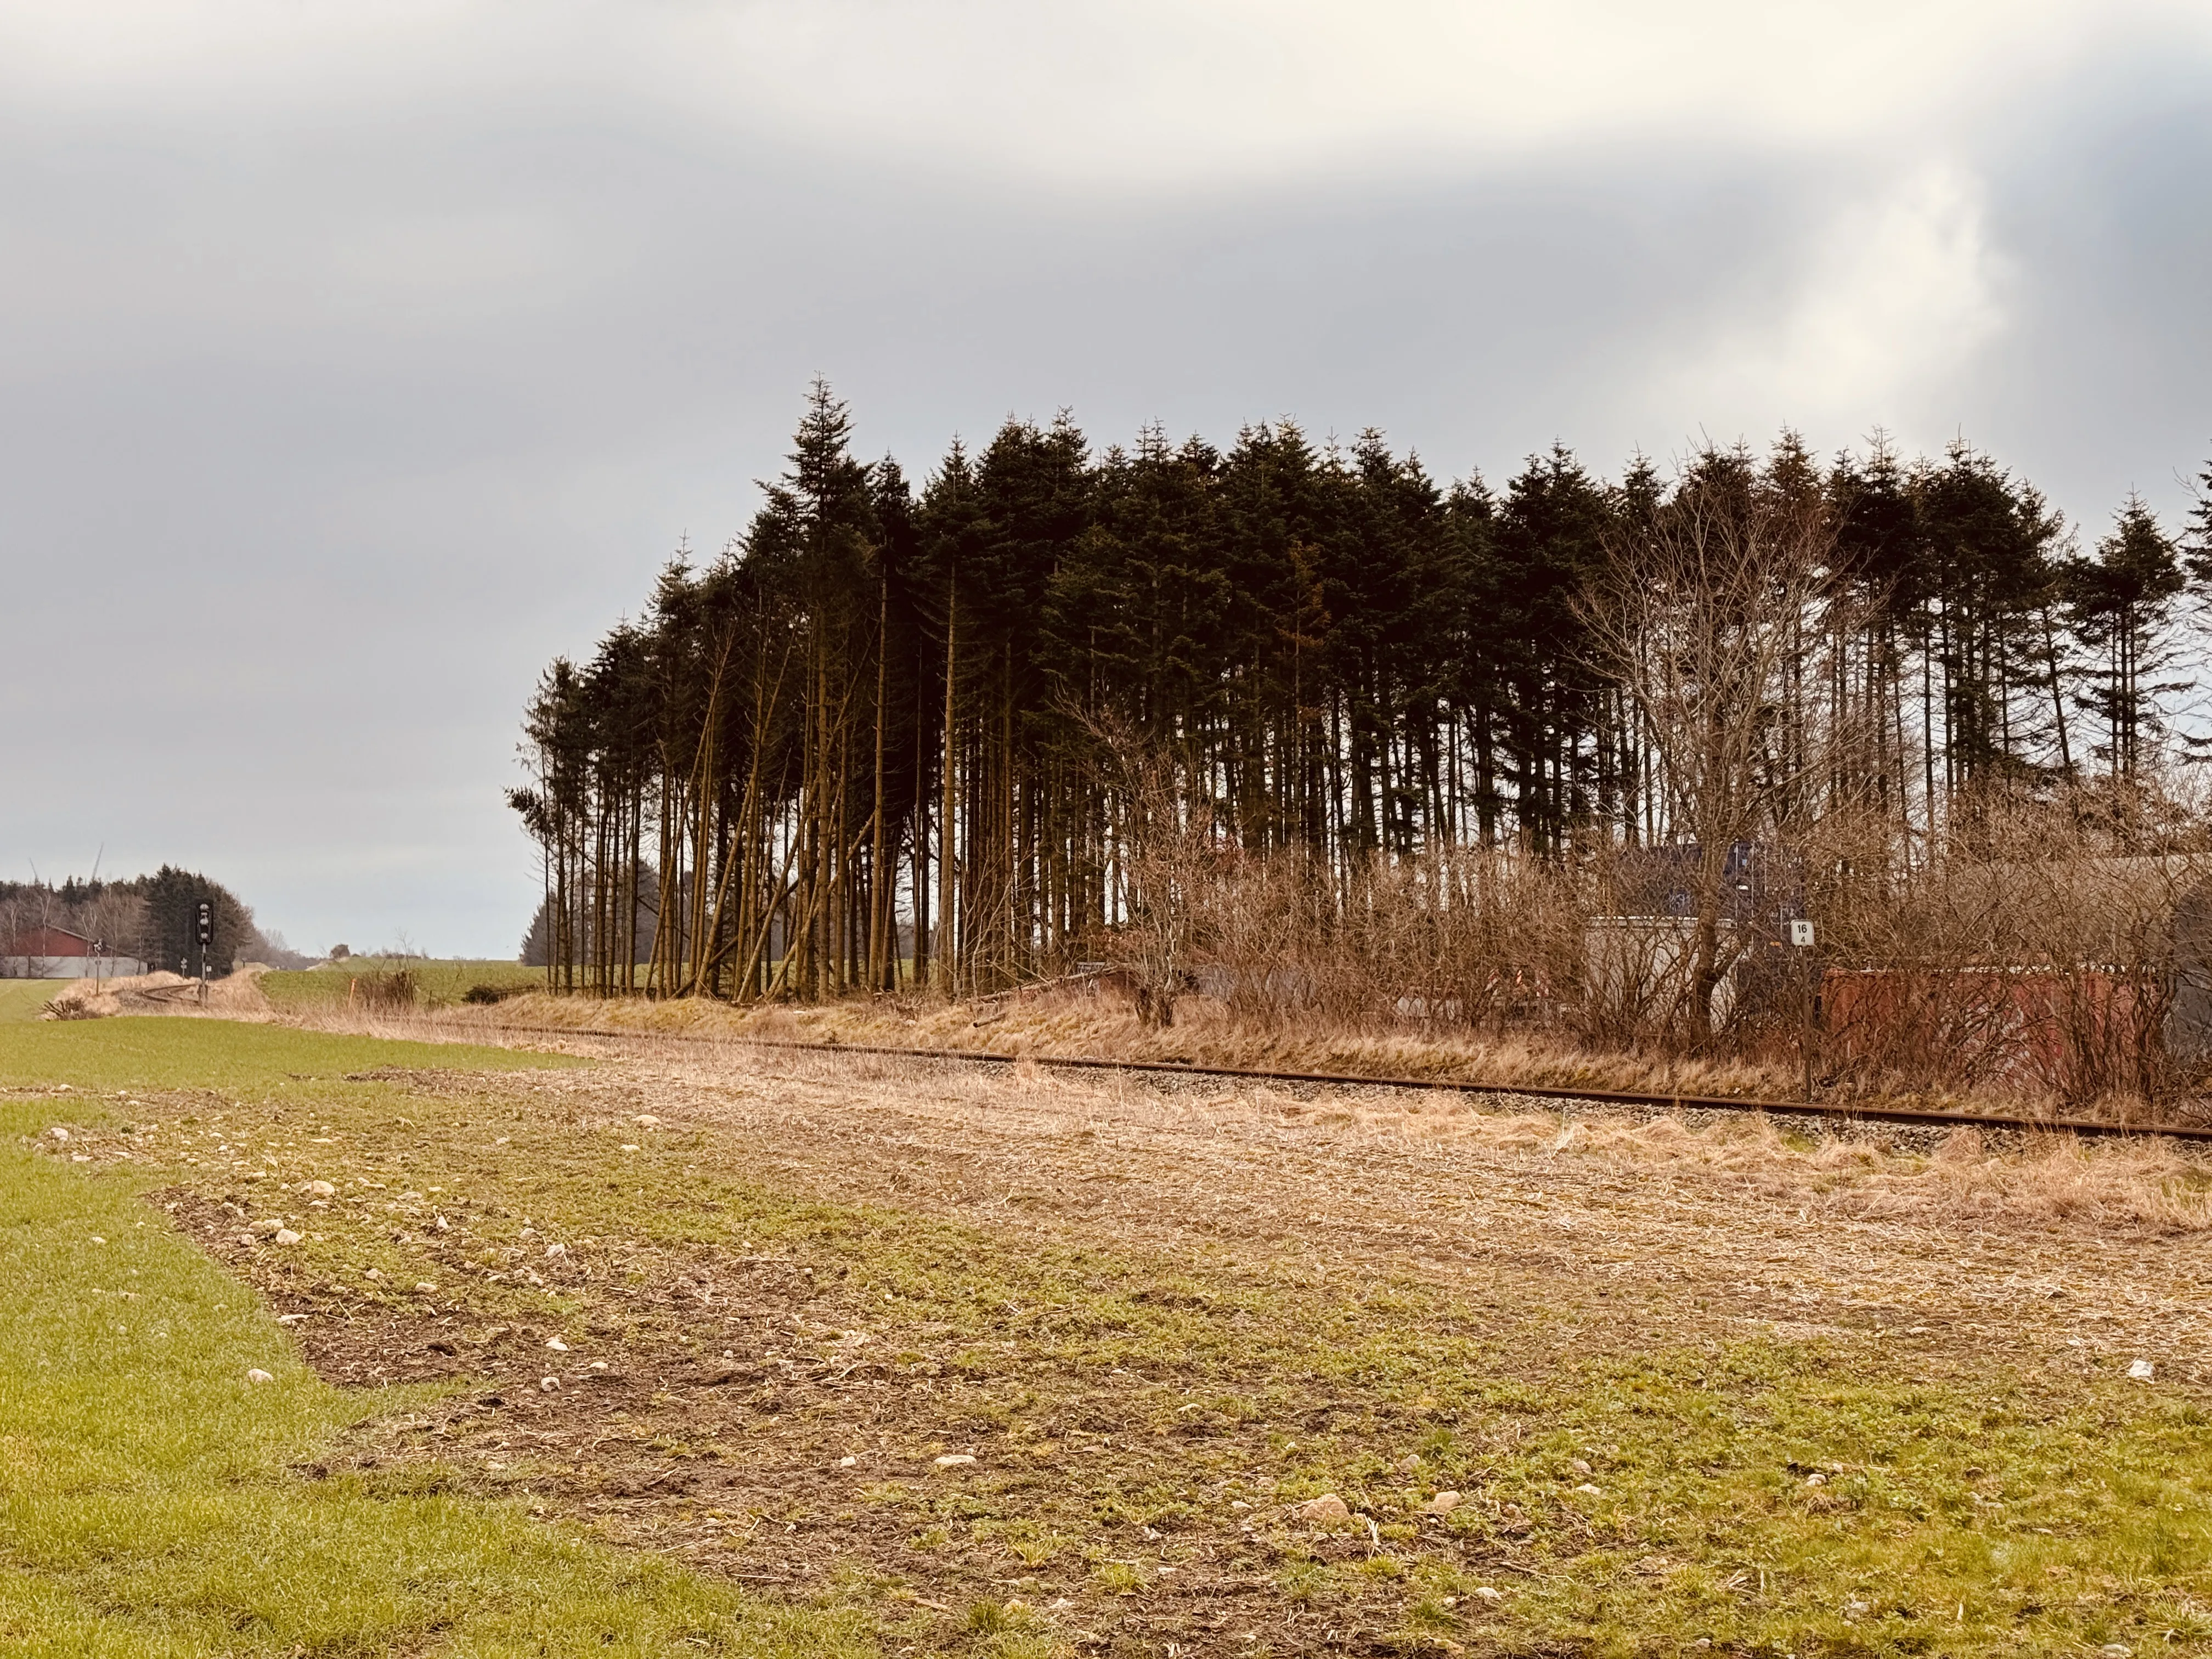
[1582,454,1838,1044]
[1085,712,1216,1028]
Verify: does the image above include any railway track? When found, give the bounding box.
[132,980,210,1006]
[458,1019,2212,1144]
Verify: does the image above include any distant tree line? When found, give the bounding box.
[513,381,2212,1003]
[0,868,306,973]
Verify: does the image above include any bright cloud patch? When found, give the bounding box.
[1644,164,2008,449]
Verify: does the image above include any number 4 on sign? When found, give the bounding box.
[1788,919,1816,947]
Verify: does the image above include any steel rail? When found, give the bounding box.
[455,1019,2212,1143]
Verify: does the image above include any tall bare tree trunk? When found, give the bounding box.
[934,577,959,997]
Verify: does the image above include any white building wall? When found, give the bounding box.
[0,956,149,979]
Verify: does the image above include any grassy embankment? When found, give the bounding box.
[0,1018,864,1657]
[6,1014,2212,1654]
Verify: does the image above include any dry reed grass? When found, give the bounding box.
[432,983,2131,1120]
[455,984,1797,1089]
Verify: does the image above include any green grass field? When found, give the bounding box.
[6,1014,2211,1656]
[0,980,67,1024]
[0,1019,862,1658]
[259,958,544,1013]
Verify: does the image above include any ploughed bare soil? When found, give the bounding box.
[108,1031,2212,1655]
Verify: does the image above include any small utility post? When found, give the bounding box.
[196,901,212,1007]
[1790,918,1818,1101]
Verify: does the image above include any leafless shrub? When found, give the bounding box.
[1187,845,1587,1033]
[1811,783,2212,1114]
[1579,456,1838,1046]
[1082,712,1215,1029]
[352,967,420,1011]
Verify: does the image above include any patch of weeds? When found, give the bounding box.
[1091,1560,1143,1595]
[977,1519,1067,1566]
[1404,1592,1462,1632]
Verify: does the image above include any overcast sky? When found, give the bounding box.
[4,1,2209,957]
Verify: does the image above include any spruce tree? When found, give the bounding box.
[2068,496,2188,778]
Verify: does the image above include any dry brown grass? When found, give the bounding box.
[545,1037,2212,1350]
[401,981,2206,1126]
[300,992,2212,1252]
[229,972,2212,1340]
[1566,1111,2212,1234]
[436,985,1800,1090]
[1209,1085,2212,1234]
[39,967,275,1022]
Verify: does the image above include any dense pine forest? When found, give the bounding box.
[514,384,2212,1085]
